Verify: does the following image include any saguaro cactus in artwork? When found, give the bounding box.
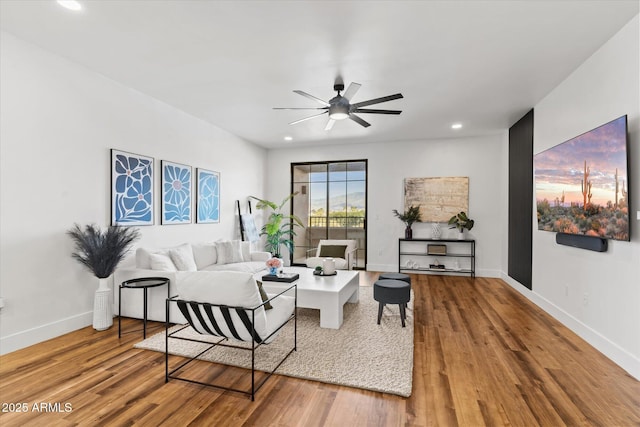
[581,160,591,211]
[615,168,619,209]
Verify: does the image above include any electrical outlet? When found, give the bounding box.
[582,292,589,307]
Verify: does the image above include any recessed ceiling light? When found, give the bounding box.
[57,0,82,11]
[284,136,293,141]
[451,123,463,129]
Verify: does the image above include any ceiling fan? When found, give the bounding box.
[274,81,403,130]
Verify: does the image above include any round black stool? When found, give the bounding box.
[379,273,411,312]
[373,279,411,327]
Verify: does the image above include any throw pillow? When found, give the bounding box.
[256,280,273,310]
[135,247,153,269]
[231,240,246,263]
[149,253,177,271]
[216,240,243,264]
[240,240,251,262]
[168,244,197,271]
[191,242,217,269]
[215,241,233,264]
[319,245,347,258]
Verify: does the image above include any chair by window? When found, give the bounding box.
[165,271,296,400]
[306,239,357,270]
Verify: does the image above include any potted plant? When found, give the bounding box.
[448,211,475,240]
[67,224,140,330]
[250,193,305,261]
[393,205,422,239]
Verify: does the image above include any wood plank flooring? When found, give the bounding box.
[1,273,638,426]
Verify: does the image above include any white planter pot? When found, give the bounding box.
[457,230,465,240]
[93,277,113,331]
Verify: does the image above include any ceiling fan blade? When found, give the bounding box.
[353,108,402,115]
[352,93,403,108]
[273,107,328,110]
[348,113,371,128]
[342,82,362,101]
[293,90,330,106]
[324,119,336,131]
[289,111,328,125]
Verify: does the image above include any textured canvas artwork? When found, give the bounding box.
[196,168,220,224]
[241,213,260,242]
[404,177,469,222]
[111,149,154,226]
[161,161,192,224]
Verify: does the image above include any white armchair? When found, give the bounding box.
[306,239,357,270]
[166,271,297,400]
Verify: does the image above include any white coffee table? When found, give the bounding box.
[255,266,359,329]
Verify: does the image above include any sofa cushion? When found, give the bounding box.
[136,247,154,269]
[306,257,348,270]
[177,271,268,340]
[201,261,266,274]
[319,245,347,258]
[263,294,295,343]
[191,242,217,270]
[240,241,251,262]
[136,245,178,269]
[169,244,197,271]
[216,240,243,264]
[150,253,177,271]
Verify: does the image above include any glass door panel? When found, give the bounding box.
[291,182,310,265]
[291,160,367,269]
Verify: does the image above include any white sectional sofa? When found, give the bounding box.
[113,240,271,323]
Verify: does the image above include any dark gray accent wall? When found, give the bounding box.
[508,109,534,289]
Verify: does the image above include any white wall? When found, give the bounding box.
[514,15,639,378]
[266,134,507,277]
[0,32,266,354]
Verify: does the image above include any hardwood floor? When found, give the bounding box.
[1,273,638,426]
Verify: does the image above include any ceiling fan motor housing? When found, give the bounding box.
[328,95,350,120]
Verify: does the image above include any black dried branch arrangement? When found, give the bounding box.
[67,224,140,279]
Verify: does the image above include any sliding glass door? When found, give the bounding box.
[291,160,367,269]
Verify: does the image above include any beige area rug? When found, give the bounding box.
[134,286,413,397]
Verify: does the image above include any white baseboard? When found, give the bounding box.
[366,263,397,272]
[501,273,640,380]
[0,311,93,355]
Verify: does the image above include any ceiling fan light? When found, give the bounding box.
[328,104,349,120]
[329,112,349,120]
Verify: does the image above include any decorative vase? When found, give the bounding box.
[405,226,413,239]
[269,266,278,275]
[431,223,442,239]
[93,277,113,331]
[323,258,336,275]
[457,229,465,240]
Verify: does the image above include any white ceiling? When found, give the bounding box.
[1,1,638,148]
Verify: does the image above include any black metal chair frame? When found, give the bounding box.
[165,284,297,401]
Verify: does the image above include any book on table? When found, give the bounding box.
[261,273,299,283]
